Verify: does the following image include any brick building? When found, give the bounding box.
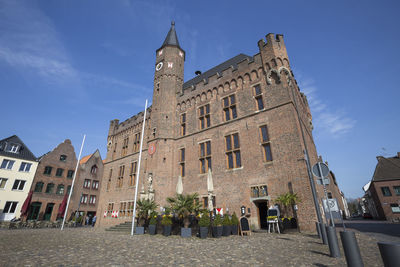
[97,22,333,231]
[74,150,104,224]
[28,139,77,221]
[364,153,400,221]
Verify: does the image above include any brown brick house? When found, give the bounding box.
[367,153,400,221]
[96,22,338,231]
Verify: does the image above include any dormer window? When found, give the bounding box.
[60,155,67,161]
[5,143,19,153]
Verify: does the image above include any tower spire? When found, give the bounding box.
[161,21,180,48]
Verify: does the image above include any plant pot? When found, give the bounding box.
[223,225,231,236]
[212,226,223,238]
[135,226,144,235]
[199,227,208,239]
[148,224,156,235]
[290,218,297,228]
[231,225,238,235]
[282,218,291,230]
[163,225,172,236]
[181,227,191,238]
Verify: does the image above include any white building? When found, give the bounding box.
[0,135,38,221]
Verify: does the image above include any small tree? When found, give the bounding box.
[136,199,158,226]
[167,193,201,228]
[275,192,300,217]
[213,214,222,226]
[231,212,239,226]
[198,211,210,227]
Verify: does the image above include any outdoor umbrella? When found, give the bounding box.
[57,193,69,219]
[176,175,183,195]
[20,190,33,217]
[207,168,214,211]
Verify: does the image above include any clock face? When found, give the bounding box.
[156,62,163,71]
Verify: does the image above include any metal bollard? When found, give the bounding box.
[340,231,364,267]
[320,222,328,245]
[316,221,322,239]
[378,242,400,267]
[326,225,341,258]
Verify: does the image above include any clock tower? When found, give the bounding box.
[151,21,185,140]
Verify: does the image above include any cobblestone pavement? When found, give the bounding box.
[0,227,386,266]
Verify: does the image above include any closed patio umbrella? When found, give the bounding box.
[20,191,33,217]
[176,175,183,195]
[57,192,69,219]
[207,168,214,211]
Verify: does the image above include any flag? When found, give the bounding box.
[20,191,33,216]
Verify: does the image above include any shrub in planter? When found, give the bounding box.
[148,213,157,235]
[222,215,231,236]
[282,217,291,230]
[198,211,210,239]
[231,212,239,235]
[212,214,223,238]
[161,212,172,236]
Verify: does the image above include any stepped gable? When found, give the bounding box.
[182,53,252,91]
[0,135,37,161]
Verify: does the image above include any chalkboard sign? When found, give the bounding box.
[239,216,251,236]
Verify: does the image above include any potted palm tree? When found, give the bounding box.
[161,208,172,236]
[231,212,239,235]
[275,192,300,229]
[136,199,157,235]
[212,214,223,238]
[148,212,157,235]
[167,193,201,238]
[198,211,210,239]
[222,215,231,236]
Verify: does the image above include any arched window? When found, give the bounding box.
[91,165,98,174]
[45,183,54,194]
[34,182,44,192]
[56,184,64,195]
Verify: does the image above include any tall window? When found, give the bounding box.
[180,113,186,136]
[12,180,26,191]
[179,148,185,177]
[129,162,137,186]
[1,159,15,170]
[381,187,392,196]
[199,104,210,129]
[19,162,32,172]
[199,141,211,173]
[45,183,55,194]
[107,202,114,216]
[122,137,129,156]
[393,186,400,196]
[222,94,237,121]
[117,165,125,188]
[92,180,99,190]
[56,184,65,195]
[119,201,127,216]
[34,182,43,192]
[0,178,8,189]
[259,125,273,161]
[81,194,88,204]
[107,169,112,190]
[113,142,117,159]
[91,165,98,174]
[55,168,64,177]
[89,195,96,205]
[84,179,91,189]
[67,185,71,195]
[254,85,264,110]
[43,166,52,175]
[133,133,140,152]
[225,133,241,169]
[3,201,18,214]
[67,170,74,178]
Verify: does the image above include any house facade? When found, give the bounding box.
[97,22,333,231]
[27,139,77,221]
[0,135,38,221]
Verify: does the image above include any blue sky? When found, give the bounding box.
[1,0,399,199]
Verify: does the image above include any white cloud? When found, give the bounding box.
[295,70,356,137]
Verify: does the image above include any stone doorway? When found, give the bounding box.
[256,200,269,229]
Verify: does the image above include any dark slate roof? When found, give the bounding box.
[183,53,253,91]
[0,135,37,161]
[161,21,180,49]
[372,155,400,182]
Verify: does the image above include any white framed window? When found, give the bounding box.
[0,178,8,189]
[1,159,15,170]
[92,180,99,189]
[84,179,91,189]
[3,201,18,213]
[81,194,88,204]
[5,144,19,153]
[89,195,96,204]
[19,162,32,172]
[12,180,26,191]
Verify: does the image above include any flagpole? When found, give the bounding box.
[131,100,148,236]
[61,134,86,231]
